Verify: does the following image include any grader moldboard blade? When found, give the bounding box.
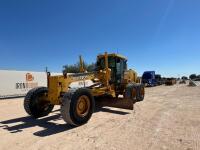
[95,97,135,110]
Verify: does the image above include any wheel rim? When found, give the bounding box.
[76,95,90,117]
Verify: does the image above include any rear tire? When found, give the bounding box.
[61,88,95,126]
[24,87,54,118]
[136,84,145,101]
[125,83,145,102]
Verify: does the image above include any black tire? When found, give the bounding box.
[24,87,54,118]
[125,83,145,102]
[61,88,95,126]
[124,83,136,100]
[136,84,145,101]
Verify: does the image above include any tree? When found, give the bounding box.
[86,63,96,72]
[63,62,95,74]
[181,76,188,80]
[63,63,79,74]
[189,74,197,80]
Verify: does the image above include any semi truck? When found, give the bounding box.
[142,71,157,87]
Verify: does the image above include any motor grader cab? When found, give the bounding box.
[96,54,127,85]
[96,54,139,96]
[24,52,145,126]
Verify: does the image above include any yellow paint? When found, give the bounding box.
[46,52,142,105]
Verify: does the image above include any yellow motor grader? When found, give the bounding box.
[24,52,145,126]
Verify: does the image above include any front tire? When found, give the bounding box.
[24,87,54,118]
[61,88,95,126]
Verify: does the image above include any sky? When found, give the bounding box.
[0,0,200,77]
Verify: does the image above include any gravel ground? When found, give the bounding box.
[0,84,200,150]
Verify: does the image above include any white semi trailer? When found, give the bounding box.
[0,70,93,99]
[0,70,48,98]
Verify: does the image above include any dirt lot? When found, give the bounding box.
[0,84,200,150]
